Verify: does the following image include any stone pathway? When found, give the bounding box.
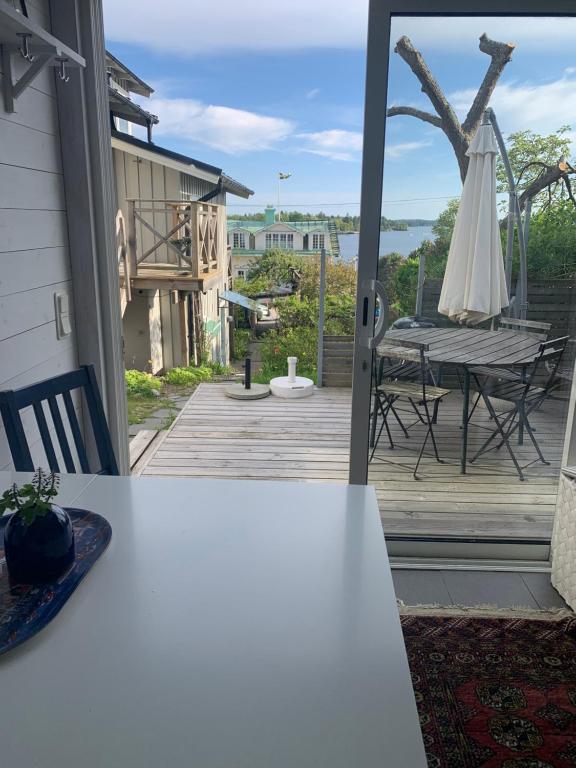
[129,378,243,438]
[128,393,190,437]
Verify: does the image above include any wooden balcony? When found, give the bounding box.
[117,199,227,310]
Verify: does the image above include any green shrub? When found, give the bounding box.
[257,328,317,383]
[163,365,213,386]
[125,369,163,397]
[233,328,251,360]
[206,361,234,376]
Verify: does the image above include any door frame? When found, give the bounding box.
[349,0,576,485]
[51,0,130,474]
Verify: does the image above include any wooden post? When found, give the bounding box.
[179,293,189,365]
[190,202,199,277]
[317,248,326,387]
[127,200,138,277]
[415,250,426,318]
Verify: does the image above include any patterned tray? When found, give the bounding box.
[0,509,112,655]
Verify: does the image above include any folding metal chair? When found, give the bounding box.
[469,336,569,480]
[369,353,420,447]
[466,317,552,429]
[369,341,451,479]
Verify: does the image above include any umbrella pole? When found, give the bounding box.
[514,194,528,319]
[505,193,515,314]
[486,108,528,319]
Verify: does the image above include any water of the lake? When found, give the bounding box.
[338,225,434,262]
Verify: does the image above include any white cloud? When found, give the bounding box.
[148,97,294,154]
[104,0,367,54]
[296,130,431,161]
[103,3,576,55]
[297,130,363,161]
[449,73,576,139]
[385,140,432,159]
[306,88,320,101]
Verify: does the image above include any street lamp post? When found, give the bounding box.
[277,172,292,221]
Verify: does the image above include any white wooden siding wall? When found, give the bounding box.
[0,0,84,471]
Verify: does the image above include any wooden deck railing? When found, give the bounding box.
[124,199,226,279]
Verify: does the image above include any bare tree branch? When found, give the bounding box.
[519,165,575,209]
[387,31,576,211]
[386,106,442,128]
[389,34,515,182]
[393,35,468,180]
[461,35,516,137]
[563,175,576,208]
[516,161,551,187]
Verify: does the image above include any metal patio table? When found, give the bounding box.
[0,472,426,768]
[383,326,543,473]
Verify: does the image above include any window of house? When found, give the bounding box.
[237,269,245,278]
[265,232,294,250]
[312,234,325,250]
[233,232,246,249]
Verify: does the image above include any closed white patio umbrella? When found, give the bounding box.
[438,121,509,325]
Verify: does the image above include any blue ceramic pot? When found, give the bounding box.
[4,504,75,584]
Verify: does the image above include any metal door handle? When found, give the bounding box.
[358,279,387,350]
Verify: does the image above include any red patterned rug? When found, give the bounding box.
[401,613,576,767]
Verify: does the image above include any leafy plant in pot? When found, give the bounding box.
[0,470,75,584]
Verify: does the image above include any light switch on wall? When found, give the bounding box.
[54,291,72,339]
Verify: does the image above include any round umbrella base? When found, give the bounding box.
[224,383,271,400]
[270,376,315,398]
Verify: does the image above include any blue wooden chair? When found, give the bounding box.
[0,365,119,475]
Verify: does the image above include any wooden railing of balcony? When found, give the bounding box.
[124,199,225,280]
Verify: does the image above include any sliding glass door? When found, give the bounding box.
[350,0,576,564]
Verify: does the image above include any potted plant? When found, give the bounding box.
[0,469,75,584]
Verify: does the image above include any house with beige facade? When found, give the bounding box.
[107,53,253,372]
[227,206,339,279]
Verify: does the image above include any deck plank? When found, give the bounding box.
[141,383,567,540]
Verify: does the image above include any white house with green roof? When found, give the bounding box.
[227,206,339,278]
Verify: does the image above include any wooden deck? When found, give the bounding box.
[139,383,568,542]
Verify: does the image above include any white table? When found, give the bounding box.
[0,473,426,767]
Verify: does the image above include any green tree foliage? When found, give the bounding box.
[377,200,460,318]
[497,126,573,210]
[380,190,576,319]
[237,250,357,382]
[298,259,358,301]
[245,249,305,291]
[523,200,576,279]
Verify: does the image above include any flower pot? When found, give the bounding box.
[4,504,75,584]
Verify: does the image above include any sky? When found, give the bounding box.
[102,3,576,220]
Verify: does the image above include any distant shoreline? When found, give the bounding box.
[339,225,434,235]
